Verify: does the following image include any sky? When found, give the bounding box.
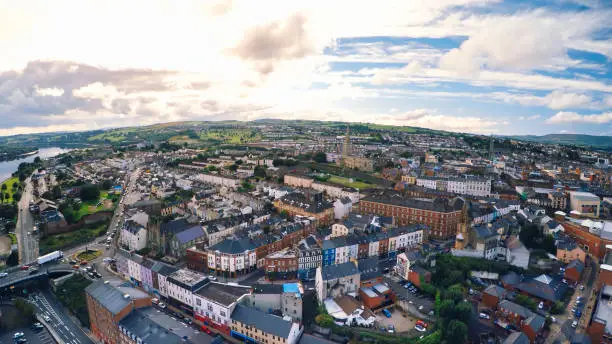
[0,0,611,137]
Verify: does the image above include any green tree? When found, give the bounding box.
[446,320,468,344]
[0,192,3,203]
[454,302,473,323]
[515,294,537,311]
[315,314,334,328]
[80,184,100,202]
[13,192,21,202]
[18,171,26,182]
[254,166,267,178]
[101,179,113,190]
[1,184,6,192]
[15,298,35,323]
[4,193,9,202]
[52,185,62,199]
[313,152,327,163]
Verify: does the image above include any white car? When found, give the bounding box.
[208,275,217,281]
[479,313,490,320]
[0,272,8,278]
[43,315,51,322]
[538,301,544,310]
[571,320,578,328]
[414,325,426,332]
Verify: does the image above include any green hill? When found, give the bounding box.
[512,134,612,149]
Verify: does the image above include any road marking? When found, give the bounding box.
[65,326,70,331]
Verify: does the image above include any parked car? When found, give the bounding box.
[414,325,426,332]
[14,338,27,343]
[152,298,159,305]
[13,333,25,339]
[31,323,44,331]
[479,313,490,319]
[382,309,392,318]
[20,265,30,270]
[571,320,578,328]
[158,302,166,309]
[387,325,395,333]
[538,301,544,310]
[208,275,217,281]
[0,272,8,278]
[80,261,88,265]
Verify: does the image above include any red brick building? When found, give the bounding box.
[359,283,396,310]
[482,285,506,309]
[263,249,298,280]
[185,244,207,272]
[85,281,151,344]
[564,259,584,283]
[359,191,465,239]
[408,265,431,288]
[563,221,612,260]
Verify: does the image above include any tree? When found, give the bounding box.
[228,164,238,172]
[254,166,267,178]
[1,184,6,192]
[33,156,42,164]
[15,298,35,323]
[515,294,537,311]
[52,185,62,199]
[101,179,113,190]
[313,152,327,163]
[0,193,3,203]
[445,285,464,304]
[4,193,9,202]
[80,184,100,202]
[315,314,334,328]
[13,192,21,202]
[446,320,468,344]
[18,171,26,182]
[454,302,473,323]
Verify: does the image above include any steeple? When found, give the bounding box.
[342,124,350,168]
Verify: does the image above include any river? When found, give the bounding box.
[0,147,73,182]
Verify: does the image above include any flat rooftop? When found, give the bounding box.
[195,282,251,307]
[119,307,212,344]
[592,285,612,335]
[168,269,209,290]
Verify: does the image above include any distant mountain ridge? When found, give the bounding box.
[511,134,612,149]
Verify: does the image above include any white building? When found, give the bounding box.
[333,197,352,220]
[195,173,240,188]
[193,282,251,328]
[120,221,148,251]
[311,182,361,203]
[166,269,209,308]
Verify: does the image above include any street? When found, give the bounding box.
[28,289,93,344]
[16,177,39,265]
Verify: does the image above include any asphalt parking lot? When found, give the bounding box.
[375,308,421,333]
[0,326,56,344]
[384,276,435,315]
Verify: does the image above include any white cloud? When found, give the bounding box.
[543,90,592,110]
[372,108,498,134]
[545,111,612,124]
[35,86,64,97]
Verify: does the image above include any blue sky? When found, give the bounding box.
[0,0,610,136]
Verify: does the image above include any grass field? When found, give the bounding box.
[200,129,260,144]
[72,192,115,222]
[0,177,19,203]
[327,175,374,190]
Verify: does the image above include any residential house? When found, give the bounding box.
[564,259,585,283]
[333,197,352,220]
[315,261,361,302]
[230,304,303,344]
[482,284,507,308]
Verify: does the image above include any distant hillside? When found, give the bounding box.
[512,134,612,149]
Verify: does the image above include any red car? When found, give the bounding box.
[80,261,88,265]
[201,327,213,335]
[21,265,30,270]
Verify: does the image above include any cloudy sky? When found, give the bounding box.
[0,0,611,137]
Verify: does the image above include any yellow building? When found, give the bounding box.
[230,305,302,344]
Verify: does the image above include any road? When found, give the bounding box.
[16,177,39,265]
[0,262,73,289]
[28,289,93,344]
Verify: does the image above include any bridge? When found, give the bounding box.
[0,263,74,289]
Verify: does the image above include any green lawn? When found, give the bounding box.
[39,223,108,254]
[327,175,374,190]
[73,193,116,222]
[0,177,19,203]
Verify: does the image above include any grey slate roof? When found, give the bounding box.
[502,332,529,344]
[119,307,212,344]
[209,237,258,254]
[299,334,335,344]
[501,271,522,286]
[499,300,533,319]
[175,226,205,244]
[358,258,380,281]
[516,275,567,302]
[155,264,179,276]
[483,284,506,298]
[160,219,192,235]
[524,314,545,332]
[231,304,293,338]
[85,281,131,315]
[320,262,359,280]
